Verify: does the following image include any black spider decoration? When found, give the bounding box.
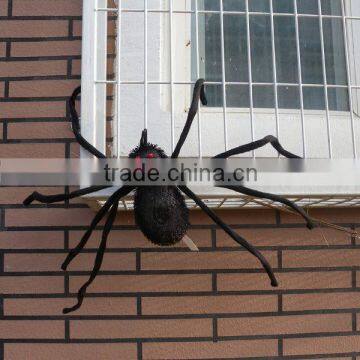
[23,79,315,314]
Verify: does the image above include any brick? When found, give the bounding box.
[7,122,73,139]
[6,208,96,227]
[5,252,136,272]
[283,249,360,268]
[0,320,64,339]
[69,228,212,249]
[284,292,360,311]
[4,297,137,316]
[5,344,137,360]
[0,276,64,294]
[216,227,351,248]
[281,208,360,225]
[0,42,6,57]
[72,20,82,37]
[0,60,67,77]
[0,80,4,97]
[217,271,351,291]
[218,314,351,337]
[10,79,80,98]
[12,0,82,16]
[70,274,212,293]
[141,251,277,270]
[69,142,80,157]
[189,209,276,225]
[0,101,66,118]
[142,294,278,315]
[11,40,81,57]
[0,187,65,205]
[0,0,8,16]
[71,319,212,339]
[284,335,360,356]
[0,231,63,249]
[0,143,64,157]
[0,20,68,38]
[143,339,278,359]
[71,59,81,75]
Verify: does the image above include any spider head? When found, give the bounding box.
[129,129,167,159]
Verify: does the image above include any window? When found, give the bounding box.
[82,0,360,159]
[79,0,360,208]
[197,0,349,111]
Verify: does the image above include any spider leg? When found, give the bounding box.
[214,135,301,159]
[23,87,108,206]
[23,186,108,206]
[61,186,134,271]
[178,185,278,287]
[171,79,207,158]
[68,86,106,159]
[220,185,315,229]
[63,197,119,314]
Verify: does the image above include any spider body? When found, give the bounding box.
[24,79,317,314]
[129,129,189,246]
[134,186,189,246]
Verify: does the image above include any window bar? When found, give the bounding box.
[194,0,203,157]
[116,0,122,158]
[318,0,332,158]
[245,0,255,157]
[294,0,307,157]
[144,0,148,129]
[219,0,228,151]
[169,0,175,151]
[269,0,280,155]
[99,80,349,87]
[341,0,357,158]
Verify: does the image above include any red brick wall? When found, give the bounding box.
[1,1,360,359]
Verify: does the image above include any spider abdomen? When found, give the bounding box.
[134,186,189,246]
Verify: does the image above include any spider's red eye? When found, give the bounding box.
[146,153,155,159]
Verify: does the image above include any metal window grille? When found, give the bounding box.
[80,0,360,210]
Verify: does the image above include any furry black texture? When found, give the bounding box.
[129,143,167,159]
[134,186,189,246]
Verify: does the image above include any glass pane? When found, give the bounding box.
[273,0,294,13]
[201,13,222,82]
[278,86,300,109]
[297,0,318,14]
[253,85,275,107]
[226,85,250,107]
[198,0,220,11]
[223,0,245,11]
[224,15,248,82]
[323,18,347,85]
[205,84,223,106]
[321,0,342,15]
[299,17,323,84]
[303,86,325,109]
[249,0,270,12]
[250,15,273,82]
[345,0,360,17]
[328,87,349,111]
[274,16,298,83]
